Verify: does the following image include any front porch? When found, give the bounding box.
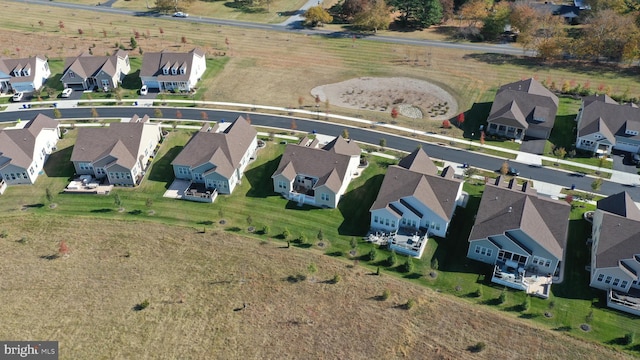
[608,288,640,316]
[486,124,524,140]
[492,262,552,299]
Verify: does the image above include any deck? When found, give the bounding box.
[608,288,640,316]
[492,264,552,299]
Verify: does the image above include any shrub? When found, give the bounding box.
[430,257,439,270]
[282,228,290,240]
[442,119,451,128]
[474,286,483,298]
[0,230,7,238]
[521,295,531,312]
[262,225,270,235]
[136,299,150,311]
[386,251,398,267]
[586,310,594,323]
[331,274,342,284]
[469,342,486,353]
[624,332,635,345]
[498,288,507,304]
[405,298,416,310]
[401,258,414,273]
[350,237,357,249]
[382,289,391,301]
[368,248,377,262]
[307,263,317,274]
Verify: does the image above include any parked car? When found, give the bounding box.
[507,167,519,176]
[139,85,148,96]
[12,92,24,102]
[173,12,188,17]
[61,88,73,98]
[632,153,640,166]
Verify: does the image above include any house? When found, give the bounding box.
[0,114,60,187]
[530,3,583,24]
[70,115,161,186]
[140,48,206,92]
[171,116,258,202]
[0,56,51,93]
[486,78,559,140]
[467,177,570,298]
[575,94,640,156]
[60,50,130,91]
[589,192,640,315]
[369,148,464,257]
[271,136,360,208]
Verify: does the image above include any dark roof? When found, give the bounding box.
[595,192,640,268]
[63,50,127,80]
[577,97,640,141]
[597,192,640,221]
[272,138,357,193]
[171,116,256,178]
[531,3,582,18]
[468,177,570,259]
[0,114,58,169]
[370,148,462,221]
[488,78,559,135]
[322,136,361,156]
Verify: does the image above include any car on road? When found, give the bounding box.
[507,167,519,176]
[61,88,73,98]
[633,153,640,166]
[173,12,188,17]
[140,85,148,96]
[12,92,24,102]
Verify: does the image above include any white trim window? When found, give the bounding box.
[474,245,493,257]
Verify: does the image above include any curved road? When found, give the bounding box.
[16,0,535,56]
[2,106,636,200]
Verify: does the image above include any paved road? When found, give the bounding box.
[2,106,636,199]
[15,0,535,56]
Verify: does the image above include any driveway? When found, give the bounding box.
[612,150,638,173]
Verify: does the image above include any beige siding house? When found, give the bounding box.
[0,56,51,93]
[590,192,640,315]
[70,115,161,186]
[271,136,360,208]
[171,116,258,201]
[0,114,60,189]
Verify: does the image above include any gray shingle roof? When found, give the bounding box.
[63,51,127,80]
[272,138,357,193]
[0,114,58,169]
[595,192,640,268]
[469,177,570,259]
[0,56,47,85]
[577,97,640,141]
[597,192,640,221]
[71,117,150,169]
[171,116,256,178]
[488,78,559,135]
[140,48,204,82]
[370,148,462,221]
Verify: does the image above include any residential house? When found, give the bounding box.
[467,177,570,298]
[0,114,60,188]
[530,3,583,24]
[575,94,640,156]
[0,56,51,93]
[486,78,559,140]
[70,115,161,186]
[60,50,130,91]
[589,192,640,315]
[171,116,258,202]
[369,148,464,257]
[140,48,206,92]
[271,136,360,208]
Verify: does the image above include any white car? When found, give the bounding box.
[61,88,73,98]
[173,12,188,18]
[12,92,24,102]
[140,85,148,96]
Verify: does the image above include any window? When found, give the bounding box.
[613,279,620,287]
[277,180,287,189]
[475,245,493,257]
[532,256,552,268]
[374,216,378,223]
[597,274,604,282]
[69,72,75,78]
[605,276,612,284]
[321,193,329,201]
[391,221,395,227]
[171,68,177,75]
[385,219,389,226]
[163,68,169,75]
[621,280,629,288]
[401,219,406,225]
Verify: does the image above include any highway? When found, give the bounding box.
[2,106,636,200]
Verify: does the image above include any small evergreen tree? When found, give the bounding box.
[368,248,377,261]
[386,251,398,267]
[521,295,531,312]
[401,258,414,273]
[45,187,53,203]
[498,288,507,304]
[262,225,270,235]
[317,229,324,241]
[130,36,137,49]
[382,289,391,300]
[282,228,290,240]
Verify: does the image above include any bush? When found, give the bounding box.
[474,286,483,298]
[386,251,398,267]
[367,248,377,262]
[0,230,7,238]
[469,342,486,353]
[262,225,270,235]
[405,298,416,310]
[521,295,531,312]
[430,257,439,270]
[624,332,635,345]
[135,299,150,311]
[331,274,342,284]
[401,258,414,273]
[498,288,507,304]
[382,289,391,301]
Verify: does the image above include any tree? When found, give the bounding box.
[510,3,538,49]
[577,10,640,62]
[308,262,318,275]
[303,6,333,27]
[353,0,391,32]
[58,240,69,257]
[154,108,163,119]
[342,128,350,139]
[554,147,567,165]
[282,228,290,240]
[529,12,567,60]
[317,229,324,241]
[176,110,183,119]
[498,287,507,304]
[591,177,603,194]
[350,237,358,249]
[45,187,53,203]
[500,161,509,176]
[130,36,137,50]
[368,248,377,261]
[391,106,399,119]
[200,111,208,121]
[114,193,122,208]
[401,258,414,273]
[262,225,270,235]
[298,96,305,108]
[155,0,195,13]
[480,130,485,146]
[290,119,297,131]
[90,107,99,121]
[379,138,386,150]
[53,108,62,119]
[442,119,451,128]
[565,194,574,205]
[390,0,442,28]
[341,0,370,19]
[456,112,465,126]
[459,0,490,29]
[386,251,398,267]
[481,2,510,41]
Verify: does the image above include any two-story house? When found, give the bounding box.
[140,48,206,92]
[60,50,130,91]
[0,56,51,93]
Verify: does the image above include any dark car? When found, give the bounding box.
[633,153,640,166]
[507,167,519,176]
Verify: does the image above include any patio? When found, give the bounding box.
[608,288,640,316]
[492,261,552,299]
[366,229,428,259]
[64,175,113,195]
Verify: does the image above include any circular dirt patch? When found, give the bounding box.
[311,77,458,120]
[429,271,438,279]
[219,219,227,225]
[580,324,591,332]
[349,249,357,257]
[49,203,57,209]
[248,226,255,233]
[544,312,553,318]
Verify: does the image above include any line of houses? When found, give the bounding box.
[2,108,640,316]
[0,48,206,95]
